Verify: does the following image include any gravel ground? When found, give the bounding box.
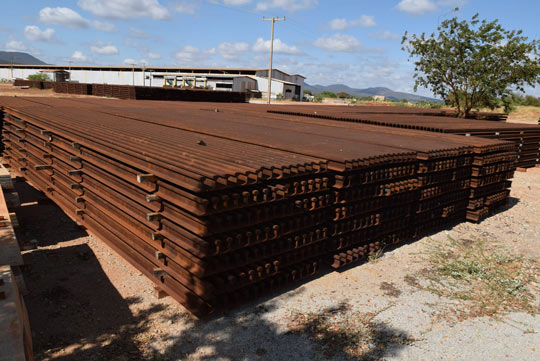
[12,167,540,361]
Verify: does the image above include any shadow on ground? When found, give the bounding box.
[13,180,87,247]
[16,178,412,361]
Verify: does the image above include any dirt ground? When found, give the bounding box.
[1,85,538,360]
[9,168,538,361]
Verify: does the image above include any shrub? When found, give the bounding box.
[523,95,540,107]
[27,73,50,82]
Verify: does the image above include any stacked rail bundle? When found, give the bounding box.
[0,96,337,315]
[179,102,517,225]
[266,107,538,168]
[68,83,247,102]
[132,86,247,102]
[0,97,518,314]
[344,107,508,121]
[32,97,518,232]
[22,96,520,224]
[226,105,518,223]
[265,104,508,121]
[13,79,43,89]
[51,82,92,95]
[56,98,514,261]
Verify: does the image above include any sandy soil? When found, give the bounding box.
[10,165,539,361]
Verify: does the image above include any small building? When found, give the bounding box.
[39,69,69,82]
[373,95,386,102]
[149,72,257,93]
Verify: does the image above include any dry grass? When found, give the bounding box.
[288,303,415,360]
[474,105,540,123]
[410,236,540,321]
[506,106,540,123]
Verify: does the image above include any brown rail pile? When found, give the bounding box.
[13,79,44,89]
[264,106,539,168]
[333,104,508,121]
[11,80,246,102]
[61,82,247,102]
[0,97,517,315]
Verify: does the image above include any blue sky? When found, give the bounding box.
[1,0,539,96]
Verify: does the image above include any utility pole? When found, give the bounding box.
[130,63,136,86]
[142,64,146,87]
[262,16,285,104]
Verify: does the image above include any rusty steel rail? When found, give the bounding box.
[0,96,518,315]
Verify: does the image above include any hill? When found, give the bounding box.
[0,51,46,65]
[304,83,439,103]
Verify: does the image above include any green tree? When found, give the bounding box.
[523,95,540,107]
[27,73,50,82]
[403,13,540,117]
[337,92,350,99]
[319,91,337,98]
[303,90,313,96]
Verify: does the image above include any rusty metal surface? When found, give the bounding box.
[0,96,518,315]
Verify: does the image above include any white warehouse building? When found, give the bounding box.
[0,64,305,100]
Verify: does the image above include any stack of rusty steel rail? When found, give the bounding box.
[185,102,517,224]
[10,81,246,103]
[13,79,44,89]
[69,83,246,102]
[133,87,247,102]
[38,98,517,251]
[91,84,135,99]
[337,105,508,121]
[0,96,334,315]
[52,82,92,95]
[0,97,517,315]
[266,107,538,168]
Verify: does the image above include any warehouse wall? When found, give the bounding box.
[0,66,302,98]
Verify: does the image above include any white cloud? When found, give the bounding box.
[172,1,200,14]
[218,42,249,60]
[369,30,401,41]
[124,58,149,66]
[24,26,56,42]
[255,0,318,12]
[329,15,376,30]
[128,27,151,39]
[39,7,91,29]
[253,37,303,55]
[78,0,170,20]
[90,44,119,55]
[224,0,252,5]
[396,0,438,16]
[93,21,115,32]
[5,40,28,52]
[71,51,88,62]
[146,52,161,59]
[313,33,364,53]
[175,46,216,64]
[39,7,114,31]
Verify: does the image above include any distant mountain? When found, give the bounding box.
[304,83,439,103]
[0,51,46,65]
